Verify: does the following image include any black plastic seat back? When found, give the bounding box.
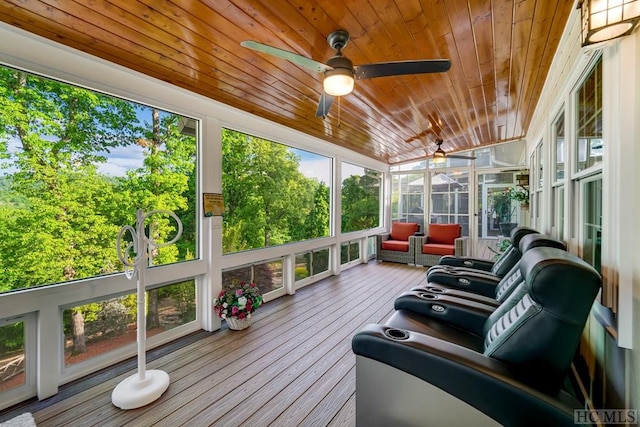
[493,234,567,302]
[490,226,538,276]
[483,247,601,391]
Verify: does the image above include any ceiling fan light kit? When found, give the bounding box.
[241,30,450,117]
[323,62,355,96]
[429,138,476,163]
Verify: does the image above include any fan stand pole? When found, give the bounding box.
[112,209,181,409]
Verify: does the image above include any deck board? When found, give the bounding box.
[1,256,487,426]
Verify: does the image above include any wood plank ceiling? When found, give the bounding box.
[0,0,573,164]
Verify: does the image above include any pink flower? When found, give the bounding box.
[236,289,243,297]
[218,290,225,298]
[231,306,239,316]
[238,312,246,319]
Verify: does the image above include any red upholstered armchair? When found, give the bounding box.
[414,223,467,267]
[376,222,420,264]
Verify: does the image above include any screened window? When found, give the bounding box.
[430,171,469,236]
[473,140,526,169]
[222,259,284,296]
[62,279,196,368]
[391,173,425,232]
[553,111,565,182]
[582,178,602,275]
[221,129,331,253]
[340,241,360,265]
[295,248,330,282]
[0,318,26,392]
[341,163,381,233]
[0,66,197,293]
[576,57,603,173]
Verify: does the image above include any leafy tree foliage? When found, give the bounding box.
[0,66,196,354]
[341,170,381,232]
[221,129,330,253]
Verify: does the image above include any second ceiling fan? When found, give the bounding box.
[241,30,451,117]
[430,138,476,164]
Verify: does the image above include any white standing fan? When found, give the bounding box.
[111,209,183,410]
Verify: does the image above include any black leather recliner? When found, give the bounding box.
[422,233,566,297]
[431,226,538,276]
[352,247,601,427]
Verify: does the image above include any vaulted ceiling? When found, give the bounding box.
[0,0,573,164]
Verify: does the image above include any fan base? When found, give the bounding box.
[328,30,349,50]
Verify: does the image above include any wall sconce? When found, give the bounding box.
[580,0,640,46]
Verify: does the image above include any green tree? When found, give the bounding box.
[341,170,380,232]
[221,129,329,253]
[0,67,142,352]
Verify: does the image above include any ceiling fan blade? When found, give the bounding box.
[447,154,477,160]
[355,59,451,80]
[241,41,330,73]
[315,92,335,117]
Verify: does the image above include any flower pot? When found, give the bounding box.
[226,314,252,330]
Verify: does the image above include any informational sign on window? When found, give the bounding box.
[203,193,225,217]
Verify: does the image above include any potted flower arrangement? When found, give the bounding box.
[506,186,529,209]
[213,281,263,330]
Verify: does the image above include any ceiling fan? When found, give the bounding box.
[429,138,476,164]
[241,30,451,117]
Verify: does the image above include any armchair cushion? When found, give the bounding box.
[390,222,419,241]
[421,243,455,256]
[427,223,460,245]
[381,240,410,252]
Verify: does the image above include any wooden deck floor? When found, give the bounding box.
[2,261,433,427]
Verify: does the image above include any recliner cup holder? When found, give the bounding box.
[426,287,445,293]
[417,292,438,300]
[384,328,410,341]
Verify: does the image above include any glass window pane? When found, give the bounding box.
[391,173,424,231]
[295,253,311,281]
[582,179,602,273]
[0,66,198,293]
[430,171,469,236]
[63,280,196,367]
[553,111,565,181]
[349,242,360,261]
[221,129,331,253]
[340,243,349,265]
[473,140,526,168]
[341,163,381,233]
[312,248,330,275]
[575,58,603,173]
[0,320,25,392]
[255,260,283,295]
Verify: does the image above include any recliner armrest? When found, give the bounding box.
[427,269,501,297]
[410,284,501,308]
[394,291,494,336]
[352,324,583,427]
[438,255,494,271]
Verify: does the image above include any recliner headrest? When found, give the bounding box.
[509,226,539,247]
[519,234,566,253]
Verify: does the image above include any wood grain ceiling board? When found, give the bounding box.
[0,0,574,164]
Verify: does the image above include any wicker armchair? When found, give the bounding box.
[376,222,420,264]
[414,223,467,267]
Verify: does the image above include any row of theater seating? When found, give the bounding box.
[352,227,601,426]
